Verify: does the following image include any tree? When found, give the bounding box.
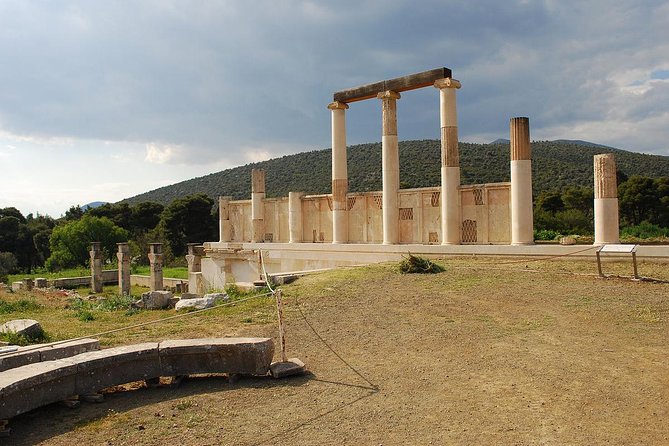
[130,202,164,235]
[536,190,564,214]
[45,215,129,271]
[64,205,85,221]
[0,252,18,283]
[561,186,593,216]
[89,203,132,231]
[161,194,216,257]
[618,176,658,226]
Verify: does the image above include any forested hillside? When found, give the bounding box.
[121,140,669,206]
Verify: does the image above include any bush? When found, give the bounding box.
[621,222,669,239]
[0,252,18,283]
[534,229,562,241]
[399,254,444,274]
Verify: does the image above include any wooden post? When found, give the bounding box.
[275,289,287,363]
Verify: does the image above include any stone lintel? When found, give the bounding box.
[434,78,462,89]
[334,67,452,103]
[327,101,349,110]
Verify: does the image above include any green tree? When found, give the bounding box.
[0,252,18,283]
[161,194,216,257]
[64,205,85,221]
[618,176,658,226]
[130,202,164,235]
[535,190,564,214]
[561,186,593,216]
[45,215,129,271]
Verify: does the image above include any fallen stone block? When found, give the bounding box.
[10,282,22,292]
[135,291,173,310]
[0,358,78,420]
[175,296,216,311]
[34,278,48,288]
[0,338,99,372]
[72,343,160,395]
[159,338,274,377]
[0,319,43,339]
[204,292,228,301]
[270,358,307,378]
[179,293,201,299]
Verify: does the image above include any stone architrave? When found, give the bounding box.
[288,191,304,243]
[510,117,534,245]
[218,196,232,242]
[89,242,103,293]
[377,90,401,245]
[147,243,164,292]
[329,101,349,244]
[594,154,620,245]
[186,243,205,294]
[434,78,462,245]
[251,169,266,243]
[117,243,131,296]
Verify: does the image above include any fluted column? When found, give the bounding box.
[434,78,462,245]
[328,101,349,244]
[510,117,534,245]
[251,168,265,243]
[147,243,163,291]
[594,154,620,245]
[377,90,401,245]
[288,191,304,243]
[89,242,103,293]
[218,196,231,242]
[116,242,131,296]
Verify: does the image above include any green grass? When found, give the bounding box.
[0,298,43,314]
[8,266,108,284]
[131,266,188,279]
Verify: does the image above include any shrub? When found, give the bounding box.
[534,229,562,241]
[399,254,444,274]
[621,221,669,239]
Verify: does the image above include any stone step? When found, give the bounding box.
[0,339,100,373]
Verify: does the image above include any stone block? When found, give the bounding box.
[0,338,100,372]
[180,293,201,299]
[159,338,274,377]
[72,343,160,395]
[204,292,228,301]
[0,358,78,420]
[10,282,22,292]
[136,290,173,310]
[34,278,48,288]
[270,358,307,378]
[560,236,576,245]
[0,319,43,339]
[175,296,216,311]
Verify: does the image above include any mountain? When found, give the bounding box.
[81,201,108,210]
[489,138,510,144]
[120,140,669,207]
[552,139,615,149]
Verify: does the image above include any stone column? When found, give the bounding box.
[434,78,462,245]
[219,196,232,242]
[251,168,265,243]
[377,90,401,245]
[328,101,349,244]
[147,243,163,291]
[594,154,620,245]
[116,243,131,296]
[89,242,103,293]
[186,243,205,294]
[510,117,534,245]
[288,191,304,243]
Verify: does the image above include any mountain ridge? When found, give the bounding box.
[120,140,669,207]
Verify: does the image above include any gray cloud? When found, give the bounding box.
[0,0,667,168]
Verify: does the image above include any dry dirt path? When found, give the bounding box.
[4,258,668,445]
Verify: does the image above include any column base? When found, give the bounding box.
[441,242,460,246]
[511,242,535,246]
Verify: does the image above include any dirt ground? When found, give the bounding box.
[3,257,669,445]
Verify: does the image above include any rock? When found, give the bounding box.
[175,296,216,311]
[204,292,228,301]
[167,297,180,309]
[559,236,576,245]
[0,319,43,339]
[270,358,306,378]
[135,291,173,310]
[180,293,201,300]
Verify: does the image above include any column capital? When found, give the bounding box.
[434,78,461,89]
[377,90,401,100]
[328,101,349,110]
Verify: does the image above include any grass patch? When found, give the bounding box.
[132,265,188,279]
[0,298,43,314]
[0,329,51,345]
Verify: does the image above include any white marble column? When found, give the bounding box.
[288,191,304,243]
[218,196,232,242]
[251,168,265,243]
[594,154,620,245]
[377,90,401,245]
[510,117,534,245]
[328,101,349,244]
[434,78,462,245]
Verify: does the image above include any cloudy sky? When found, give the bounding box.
[1,1,667,217]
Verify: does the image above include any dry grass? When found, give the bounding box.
[2,257,668,445]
